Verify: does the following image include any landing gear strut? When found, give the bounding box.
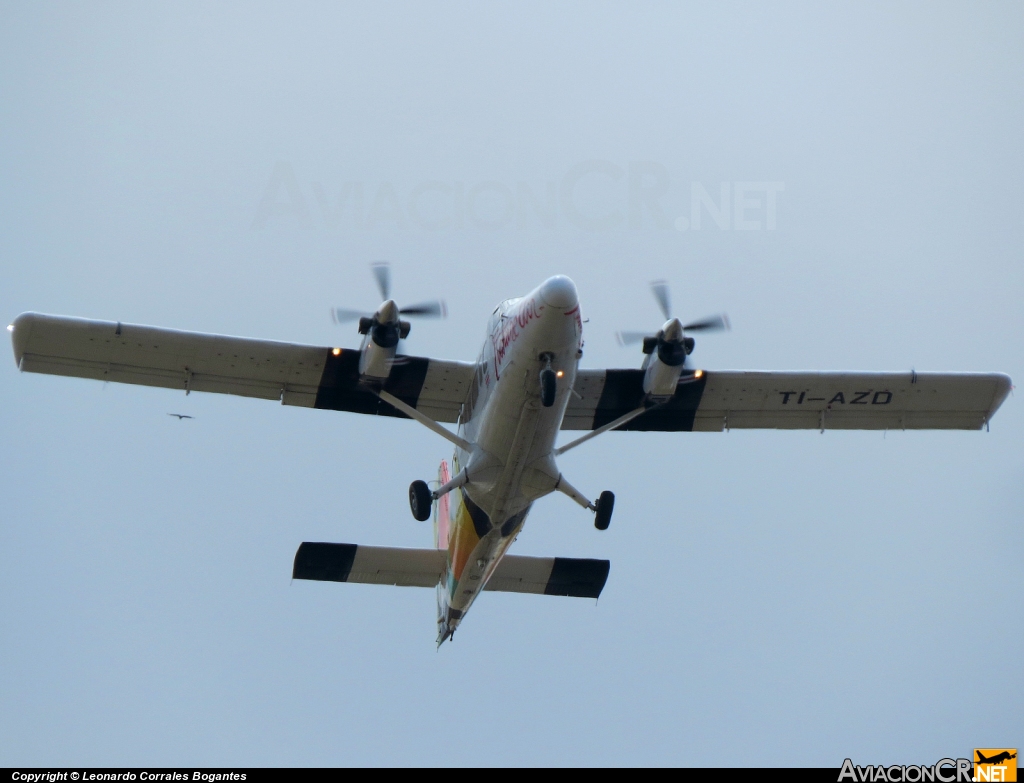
[594,490,615,530]
[554,474,615,531]
[409,480,432,521]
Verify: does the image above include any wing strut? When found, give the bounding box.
[376,388,473,452]
[554,404,651,456]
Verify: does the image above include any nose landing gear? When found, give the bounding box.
[539,352,557,407]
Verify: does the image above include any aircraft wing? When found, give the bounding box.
[564,369,1012,431]
[9,312,475,423]
[293,542,609,598]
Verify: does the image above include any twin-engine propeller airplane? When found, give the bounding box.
[9,265,1012,645]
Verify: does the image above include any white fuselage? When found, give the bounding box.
[436,275,583,639]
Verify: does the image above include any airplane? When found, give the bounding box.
[8,267,1012,645]
[976,752,1016,765]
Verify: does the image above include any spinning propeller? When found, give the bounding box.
[616,279,729,360]
[331,261,448,326]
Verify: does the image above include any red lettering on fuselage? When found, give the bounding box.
[491,298,543,379]
[569,305,583,346]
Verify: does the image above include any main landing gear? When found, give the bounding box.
[412,473,614,531]
[409,480,432,521]
[553,474,615,531]
[594,490,615,530]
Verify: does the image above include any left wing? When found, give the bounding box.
[10,312,475,422]
[564,369,1012,431]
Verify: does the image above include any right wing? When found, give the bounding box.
[10,312,476,423]
[292,543,609,598]
[564,368,1012,431]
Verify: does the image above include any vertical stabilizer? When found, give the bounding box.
[435,458,452,646]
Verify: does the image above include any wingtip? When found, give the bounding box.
[989,373,1013,415]
[9,312,38,368]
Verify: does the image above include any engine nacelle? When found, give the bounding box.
[642,353,684,399]
[357,301,410,381]
[641,318,690,399]
[359,336,395,380]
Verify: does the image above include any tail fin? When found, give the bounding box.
[434,459,451,550]
[434,458,455,644]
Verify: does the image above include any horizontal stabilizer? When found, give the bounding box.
[486,555,610,598]
[293,542,444,587]
[293,543,610,598]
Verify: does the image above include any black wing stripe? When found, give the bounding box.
[313,349,430,417]
[293,542,358,582]
[544,558,610,598]
[591,370,708,431]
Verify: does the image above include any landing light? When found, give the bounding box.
[6,324,12,332]
[694,369,703,378]
[556,370,564,377]
[332,348,341,356]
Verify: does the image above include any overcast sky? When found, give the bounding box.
[1,1,1021,767]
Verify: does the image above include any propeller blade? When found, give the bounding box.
[616,330,654,346]
[650,280,671,321]
[371,261,391,301]
[682,314,730,332]
[332,307,370,323]
[400,300,448,318]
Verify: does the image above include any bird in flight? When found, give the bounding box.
[167,413,193,420]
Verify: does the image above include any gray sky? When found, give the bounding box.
[1,1,1021,766]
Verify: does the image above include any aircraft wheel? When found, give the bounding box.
[409,480,433,521]
[540,368,557,407]
[594,490,615,530]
